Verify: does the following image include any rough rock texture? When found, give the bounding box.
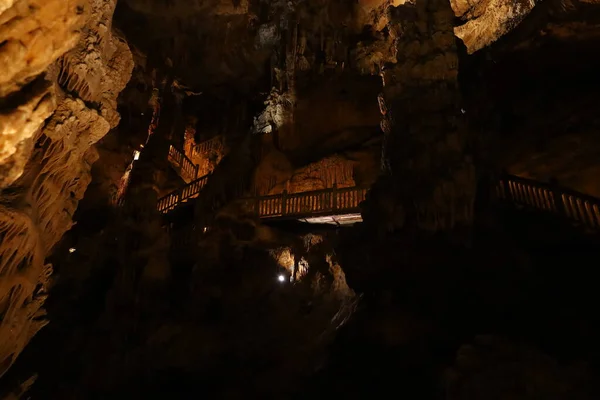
[124,0,250,17]
[253,153,365,196]
[367,0,475,234]
[0,0,132,377]
[116,0,268,92]
[0,0,87,187]
[250,73,380,199]
[1,0,600,398]
[453,0,536,53]
[0,0,87,98]
[12,207,358,397]
[452,0,600,53]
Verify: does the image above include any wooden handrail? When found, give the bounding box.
[496,174,600,231]
[158,169,600,233]
[157,173,211,213]
[192,136,223,158]
[251,185,369,219]
[168,144,198,182]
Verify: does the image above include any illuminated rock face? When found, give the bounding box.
[253,154,360,196]
[452,0,536,53]
[0,0,88,187]
[0,0,133,377]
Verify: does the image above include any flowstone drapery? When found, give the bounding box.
[0,0,132,377]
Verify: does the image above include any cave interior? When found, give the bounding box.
[1,0,600,398]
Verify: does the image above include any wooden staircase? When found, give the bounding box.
[167,145,199,183]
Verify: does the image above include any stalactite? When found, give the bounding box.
[0,205,51,377]
[0,0,133,377]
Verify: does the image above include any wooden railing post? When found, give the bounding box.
[500,170,512,201]
[281,190,287,216]
[176,187,182,206]
[549,177,567,216]
[332,183,338,211]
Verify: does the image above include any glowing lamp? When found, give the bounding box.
[133,150,140,160]
[68,248,76,253]
[278,274,285,283]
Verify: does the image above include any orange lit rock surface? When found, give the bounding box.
[254,154,359,196]
[452,0,536,53]
[0,0,132,377]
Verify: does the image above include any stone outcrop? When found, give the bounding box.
[0,0,132,377]
[451,0,600,53]
[452,0,536,53]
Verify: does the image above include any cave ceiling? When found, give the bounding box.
[114,0,600,94]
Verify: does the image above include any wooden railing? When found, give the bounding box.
[158,167,600,231]
[158,178,368,217]
[496,174,600,231]
[249,185,368,219]
[192,136,223,158]
[157,174,210,213]
[168,145,198,182]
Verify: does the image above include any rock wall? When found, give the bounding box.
[367,0,475,234]
[253,153,359,196]
[0,0,132,377]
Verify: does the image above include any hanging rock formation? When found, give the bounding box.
[0,0,132,377]
[452,0,536,53]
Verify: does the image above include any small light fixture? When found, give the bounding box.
[133,150,140,160]
[278,274,285,283]
[69,248,76,253]
[203,227,208,233]
[140,144,144,149]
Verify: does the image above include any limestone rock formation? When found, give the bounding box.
[368,0,475,234]
[453,0,536,53]
[0,0,88,187]
[0,0,132,377]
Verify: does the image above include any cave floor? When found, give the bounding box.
[3,205,600,399]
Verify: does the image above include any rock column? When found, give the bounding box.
[367,0,475,237]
